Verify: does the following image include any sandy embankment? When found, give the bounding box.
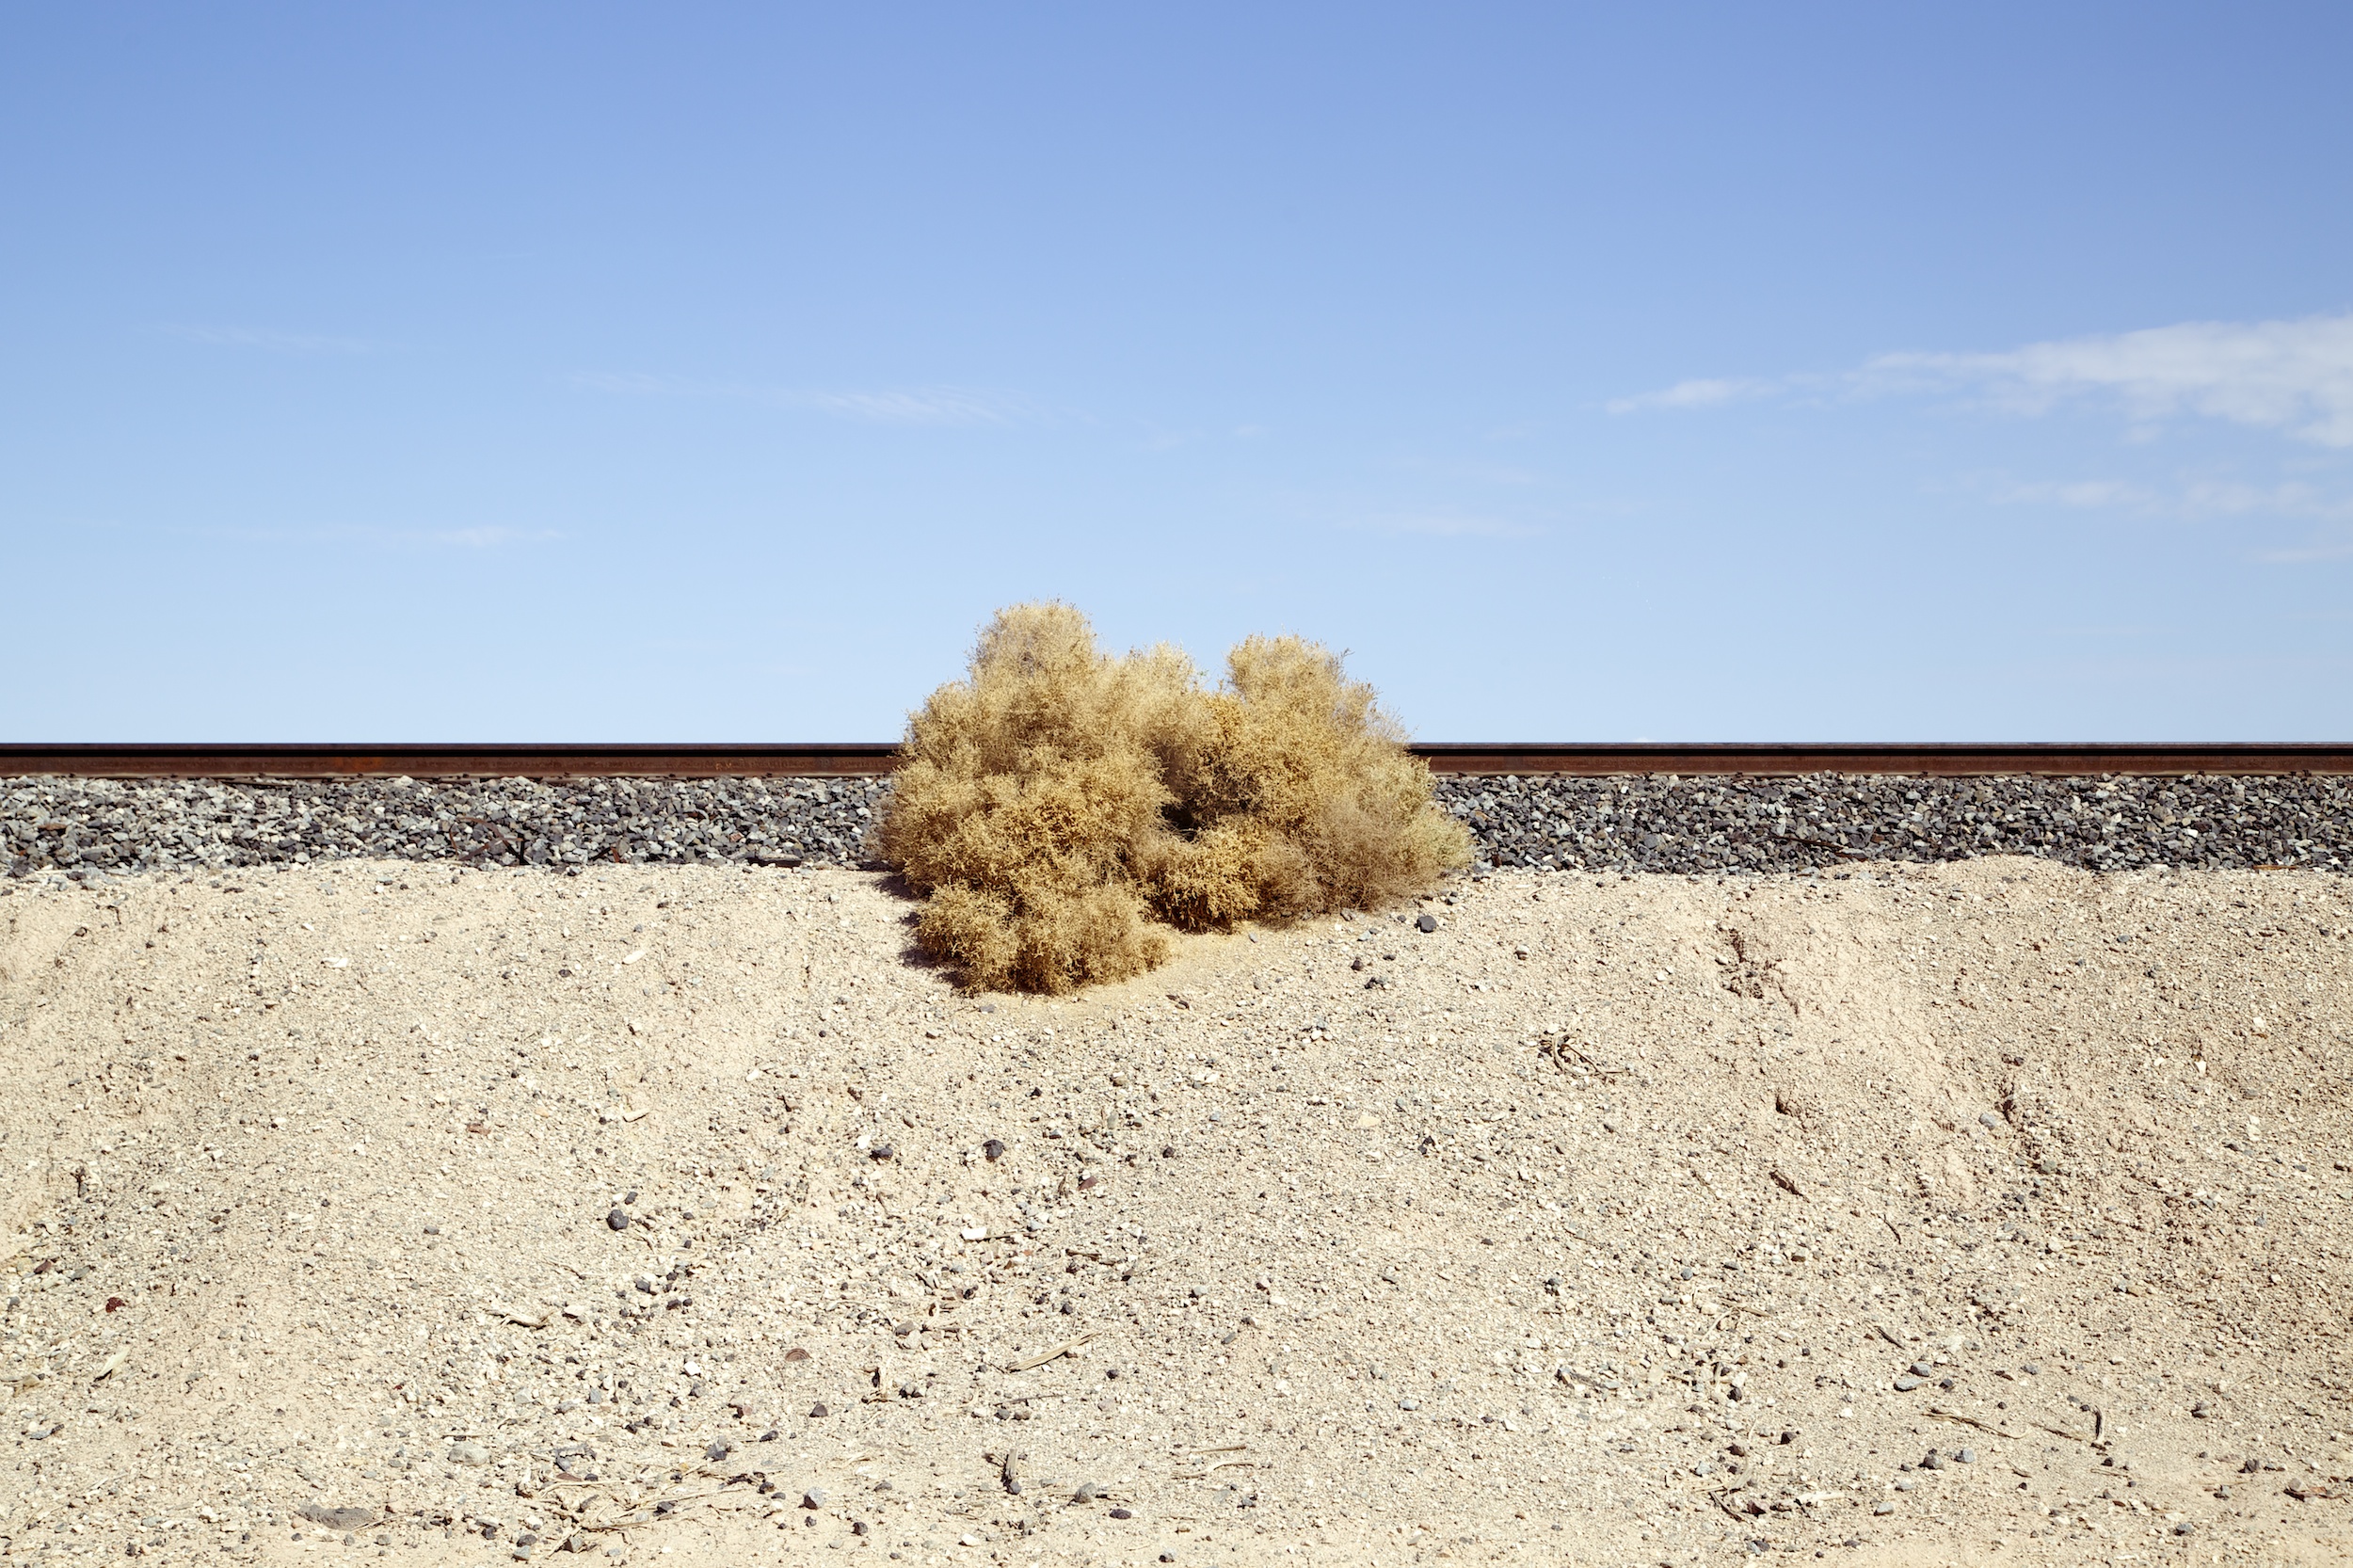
[3,857,2349,1566]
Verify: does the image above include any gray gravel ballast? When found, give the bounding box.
[4,770,2347,881]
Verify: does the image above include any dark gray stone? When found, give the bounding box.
[13,769,2346,881]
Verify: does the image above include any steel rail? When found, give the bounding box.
[2,742,2349,778]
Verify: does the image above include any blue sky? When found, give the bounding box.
[5,4,2350,742]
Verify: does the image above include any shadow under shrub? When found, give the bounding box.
[881,602,1470,993]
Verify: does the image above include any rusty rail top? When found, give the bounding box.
[3,742,2349,778]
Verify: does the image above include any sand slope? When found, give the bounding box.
[3,857,2350,1566]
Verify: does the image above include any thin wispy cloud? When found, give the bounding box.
[1994,475,2353,522]
[2257,537,2353,563]
[2178,480,2353,520]
[408,525,559,548]
[1604,376,1775,414]
[1870,313,2353,446]
[1995,479,2159,510]
[802,387,1026,424]
[164,325,380,355]
[1344,510,1542,539]
[195,523,559,549]
[574,372,1038,426]
[1992,472,2353,566]
[1612,312,2353,446]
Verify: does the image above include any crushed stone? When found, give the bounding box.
[8,770,2351,885]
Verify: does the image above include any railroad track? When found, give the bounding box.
[3,742,2349,777]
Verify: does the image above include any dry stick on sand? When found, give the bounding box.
[1172,1446,1257,1481]
[1926,1407,2022,1439]
[576,1483,736,1538]
[1536,1033,1631,1079]
[1173,1460,1258,1480]
[2030,1419,2096,1445]
[1002,1333,1095,1372]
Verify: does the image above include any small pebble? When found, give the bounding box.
[606,1209,630,1232]
[1416,913,1439,933]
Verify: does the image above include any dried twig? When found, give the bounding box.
[1002,1333,1094,1372]
[1926,1406,2020,1439]
[1173,1460,1257,1480]
[1535,1033,1632,1079]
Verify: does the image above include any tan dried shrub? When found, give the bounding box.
[882,602,1470,992]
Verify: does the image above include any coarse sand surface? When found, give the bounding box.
[3,857,2351,1566]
